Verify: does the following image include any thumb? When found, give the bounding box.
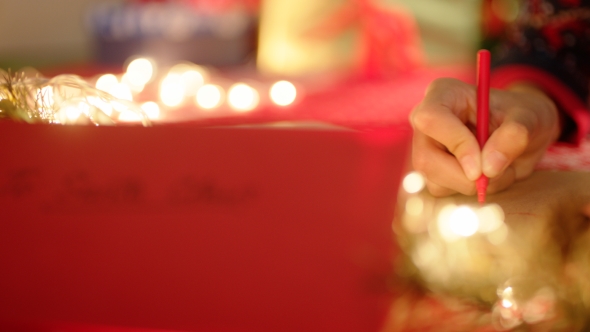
[482,120,530,178]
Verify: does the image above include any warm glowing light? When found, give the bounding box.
[448,206,479,237]
[437,204,460,241]
[228,83,259,112]
[405,196,424,216]
[126,58,155,86]
[37,86,54,109]
[169,63,193,74]
[487,224,509,245]
[160,73,186,107]
[118,110,143,122]
[78,102,91,116]
[502,299,514,308]
[122,73,146,93]
[270,80,297,106]
[181,70,205,96]
[141,101,160,120]
[168,63,207,97]
[109,83,133,101]
[403,172,426,194]
[412,240,438,268]
[196,84,223,109]
[96,74,119,93]
[87,97,113,116]
[477,203,505,233]
[64,105,82,121]
[502,287,514,298]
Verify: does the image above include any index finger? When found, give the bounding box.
[410,80,482,180]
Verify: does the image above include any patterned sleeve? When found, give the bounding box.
[486,0,590,144]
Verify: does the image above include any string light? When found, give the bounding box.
[228,83,259,112]
[405,196,424,216]
[402,172,426,194]
[270,80,297,106]
[77,101,91,116]
[122,73,146,93]
[6,58,304,126]
[502,298,514,308]
[95,74,119,93]
[36,86,54,112]
[477,203,505,233]
[87,96,114,116]
[118,109,143,122]
[125,57,155,87]
[437,204,461,242]
[182,70,205,96]
[487,224,509,245]
[160,73,185,107]
[196,84,223,109]
[169,63,207,96]
[140,101,160,119]
[448,205,479,237]
[65,105,82,121]
[109,82,133,101]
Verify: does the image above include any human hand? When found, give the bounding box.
[410,78,561,197]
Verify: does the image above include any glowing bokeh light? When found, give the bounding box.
[412,240,438,268]
[181,70,205,96]
[109,83,133,101]
[502,299,514,308]
[448,206,479,237]
[228,83,259,112]
[141,101,160,120]
[96,74,119,93]
[126,58,155,87]
[168,63,208,97]
[87,97,113,116]
[160,73,186,107]
[37,86,54,110]
[405,196,424,216]
[270,80,297,106]
[118,110,143,122]
[502,287,514,298]
[487,224,509,245]
[78,102,91,116]
[437,204,460,242]
[122,73,145,93]
[169,63,193,74]
[65,105,82,121]
[196,84,223,109]
[403,172,426,194]
[477,203,505,233]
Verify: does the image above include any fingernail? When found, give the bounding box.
[483,150,509,177]
[460,155,479,180]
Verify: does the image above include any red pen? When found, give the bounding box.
[476,50,490,204]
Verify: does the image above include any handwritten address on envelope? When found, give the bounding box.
[0,167,258,214]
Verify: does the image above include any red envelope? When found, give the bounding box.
[0,122,410,332]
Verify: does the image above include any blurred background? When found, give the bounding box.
[0,0,495,75]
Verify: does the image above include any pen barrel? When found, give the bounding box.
[476,50,491,149]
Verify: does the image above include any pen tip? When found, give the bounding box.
[476,175,488,205]
[477,190,486,204]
